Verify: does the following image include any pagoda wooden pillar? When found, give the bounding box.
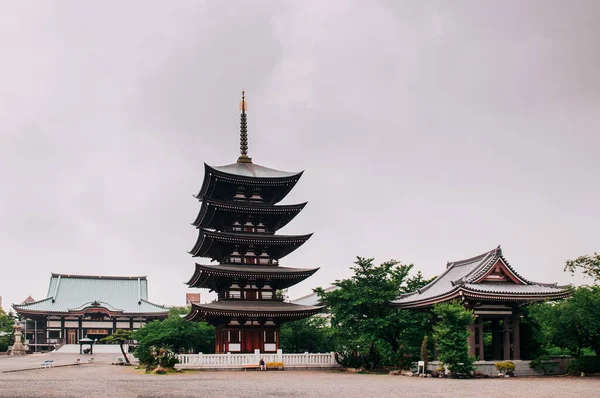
[512,314,521,360]
[467,323,476,357]
[503,316,511,360]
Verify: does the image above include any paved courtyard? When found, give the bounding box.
[0,358,598,398]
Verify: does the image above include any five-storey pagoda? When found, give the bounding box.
[184,92,323,353]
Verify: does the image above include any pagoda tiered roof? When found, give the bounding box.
[392,246,569,309]
[184,300,324,322]
[195,163,303,204]
[192,198,307,232]
[189,229,312,261]
[186,263,319,290]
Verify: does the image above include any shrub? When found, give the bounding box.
[140,345,179,369]
[530,356,559,375]
[495,361,515,376]
[567,356,600,374]
[335,351,366,369]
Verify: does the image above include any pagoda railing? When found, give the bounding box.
[176,350,340,369]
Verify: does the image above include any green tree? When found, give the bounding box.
[530,285,600,356]
[280,316,334,353]
[0,309,14,352]
[432,301,475,375]
[316,257,434,368]
[565,252,600,283]
[132,308,215,365]
[101,329,132,364]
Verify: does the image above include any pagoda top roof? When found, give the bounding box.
[184,300,324,320]
[392,246,569,308]
[12,273,169,316]
[209,162,302,179]
[195,163,304,203]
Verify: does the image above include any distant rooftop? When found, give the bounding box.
[291,286,337,307]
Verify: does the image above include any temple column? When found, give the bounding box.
[467,323,476,357]
[503,316,511,360]
[491,319,502,360]
[477,317,485,361]
[512,314,521,360]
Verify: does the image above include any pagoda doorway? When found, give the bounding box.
[242,330,262,353]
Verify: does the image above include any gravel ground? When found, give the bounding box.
[0,365,598,398]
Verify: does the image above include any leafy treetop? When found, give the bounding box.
[565,252,600,283]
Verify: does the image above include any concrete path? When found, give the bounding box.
[0,352,128,373]
[0,365,598,398]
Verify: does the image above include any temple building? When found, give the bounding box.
[184,92,323,353]
[13,273,169,350]
[392,246,569,361]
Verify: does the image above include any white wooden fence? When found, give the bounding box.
[176,350,340,370]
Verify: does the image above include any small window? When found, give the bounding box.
[48,330,60,338]
[230,331,240,343]
[265,330,276,344]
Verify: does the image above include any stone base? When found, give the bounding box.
[9,342,28,356]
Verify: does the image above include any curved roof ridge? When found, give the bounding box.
[199,229,314,242]
[396,248,500,299]
[50,273,148,280]
[208,162,303,179]
[139,298,168,308]
[205,197,308,210]
[461,250,500,283]
[13,297,53,308]
[68,300,124,312]
[397,263,457,298]
[194,262,319,273]
[448,246,499,267]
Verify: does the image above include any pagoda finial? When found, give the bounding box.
[237,90,252,163]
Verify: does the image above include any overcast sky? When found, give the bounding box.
[1,0,599,311]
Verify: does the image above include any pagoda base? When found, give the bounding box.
[215,325,280,354]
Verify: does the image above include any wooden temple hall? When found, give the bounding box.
[13,274,168,349]
[392,246,568,361]
[184,92,323,353]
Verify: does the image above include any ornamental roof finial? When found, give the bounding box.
[237,90,252,163]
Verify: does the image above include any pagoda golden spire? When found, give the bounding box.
[237,90,252,163]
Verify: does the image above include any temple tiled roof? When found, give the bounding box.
[192,198,306,231]
[13,273,169,315]
[186,263,319,290]
[185,300,324,320]
[392,246,569,308]
[189,229,312,260]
